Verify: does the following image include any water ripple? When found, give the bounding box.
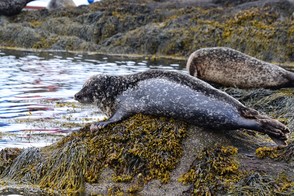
[0,49,185,149]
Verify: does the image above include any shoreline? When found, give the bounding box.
[1,46,293,70]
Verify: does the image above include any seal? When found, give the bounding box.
[47,0,76,11]
[75,70,290,146]
[186,47,294,89]
[0,0,35,16]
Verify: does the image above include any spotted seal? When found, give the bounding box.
[75,70,290,146]
[47,0,76,11]
[0,0,35,16]
[186,47,294,89]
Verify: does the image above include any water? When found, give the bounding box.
[0,49,186,150]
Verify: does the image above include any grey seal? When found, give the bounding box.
[75,70,290,146]
[47,0,76,11]
[0,0,35,16]
[186,47,294,89]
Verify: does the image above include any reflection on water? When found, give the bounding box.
[0,49,185,150]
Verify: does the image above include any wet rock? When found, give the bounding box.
[0,0,35,16]
[0,0,293,62]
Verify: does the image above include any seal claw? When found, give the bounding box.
[90,121,109,131]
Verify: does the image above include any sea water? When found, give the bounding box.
[0,49,185,150]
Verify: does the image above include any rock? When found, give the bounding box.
[0,0,292,62]
[0,1,292,194]
[0,86,293,195]
[0,0,35,16]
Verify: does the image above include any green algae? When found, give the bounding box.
[229,172,294,195]
[256,146,280,159]
[32,36,59,49]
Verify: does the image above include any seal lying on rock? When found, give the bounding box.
[186,47,294,89]
[0,0,35,16]
[47,0,76,11]
[75,70,290,146]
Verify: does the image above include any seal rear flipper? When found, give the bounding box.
[240,108,290,146]
[257,118,290,146]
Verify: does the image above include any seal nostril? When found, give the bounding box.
[74,94,80,100]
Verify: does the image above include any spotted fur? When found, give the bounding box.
[47,0,76,11]
[75,70,290,146]
[187,47,294,89]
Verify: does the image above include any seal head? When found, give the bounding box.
[75,75,109,104]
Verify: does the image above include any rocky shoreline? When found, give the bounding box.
[0,0,293,62]
[0,0,293,195]
[0,87,293,195]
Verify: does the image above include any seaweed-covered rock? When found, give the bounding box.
[0,81,294,195]
[0,114,188,194]
[179,145,293,195]
[0,0,293,62]
[0,103,293,194]
[0,148,22,174]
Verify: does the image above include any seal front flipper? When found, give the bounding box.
[90,109,133,131]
